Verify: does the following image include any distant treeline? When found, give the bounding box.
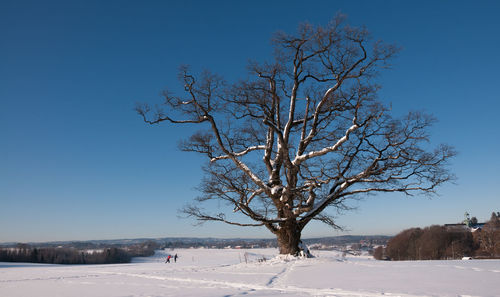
[163,239,276,249]
[374,212,500,260]
[0,241,158,265]
[161,236,388,249]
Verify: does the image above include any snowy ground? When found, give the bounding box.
[1,248,499,297]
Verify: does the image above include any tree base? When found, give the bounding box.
[277,240,314,258]
[275,251,314,262]
[298,241,314,258]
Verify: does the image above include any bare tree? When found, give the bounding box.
[137,15,455,256]
[479,212,500,257]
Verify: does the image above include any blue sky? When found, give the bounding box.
[1,0,499,243]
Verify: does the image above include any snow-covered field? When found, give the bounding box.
[1,248,499,297]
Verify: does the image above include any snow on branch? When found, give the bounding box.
[293,121,359,165]
[210,145,266,162]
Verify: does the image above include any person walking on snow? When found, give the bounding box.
[174,254,178,263]
[166,255,171,263]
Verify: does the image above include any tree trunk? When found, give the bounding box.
[276,220,305,256]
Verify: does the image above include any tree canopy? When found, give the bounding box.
[137,15,455,255]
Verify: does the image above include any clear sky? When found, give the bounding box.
[1,0,499,243]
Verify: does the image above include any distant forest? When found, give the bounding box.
[0,241,158,265]
[374,212,500,260]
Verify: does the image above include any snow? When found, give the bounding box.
[1,248,499,297]
[271,185,282,196]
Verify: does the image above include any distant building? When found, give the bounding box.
[444,223,485,232]
[445,212,486,232]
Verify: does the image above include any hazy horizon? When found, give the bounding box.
[0,233,396,245]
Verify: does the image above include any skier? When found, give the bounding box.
[165,255,171,263]
[174,254,178,263]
